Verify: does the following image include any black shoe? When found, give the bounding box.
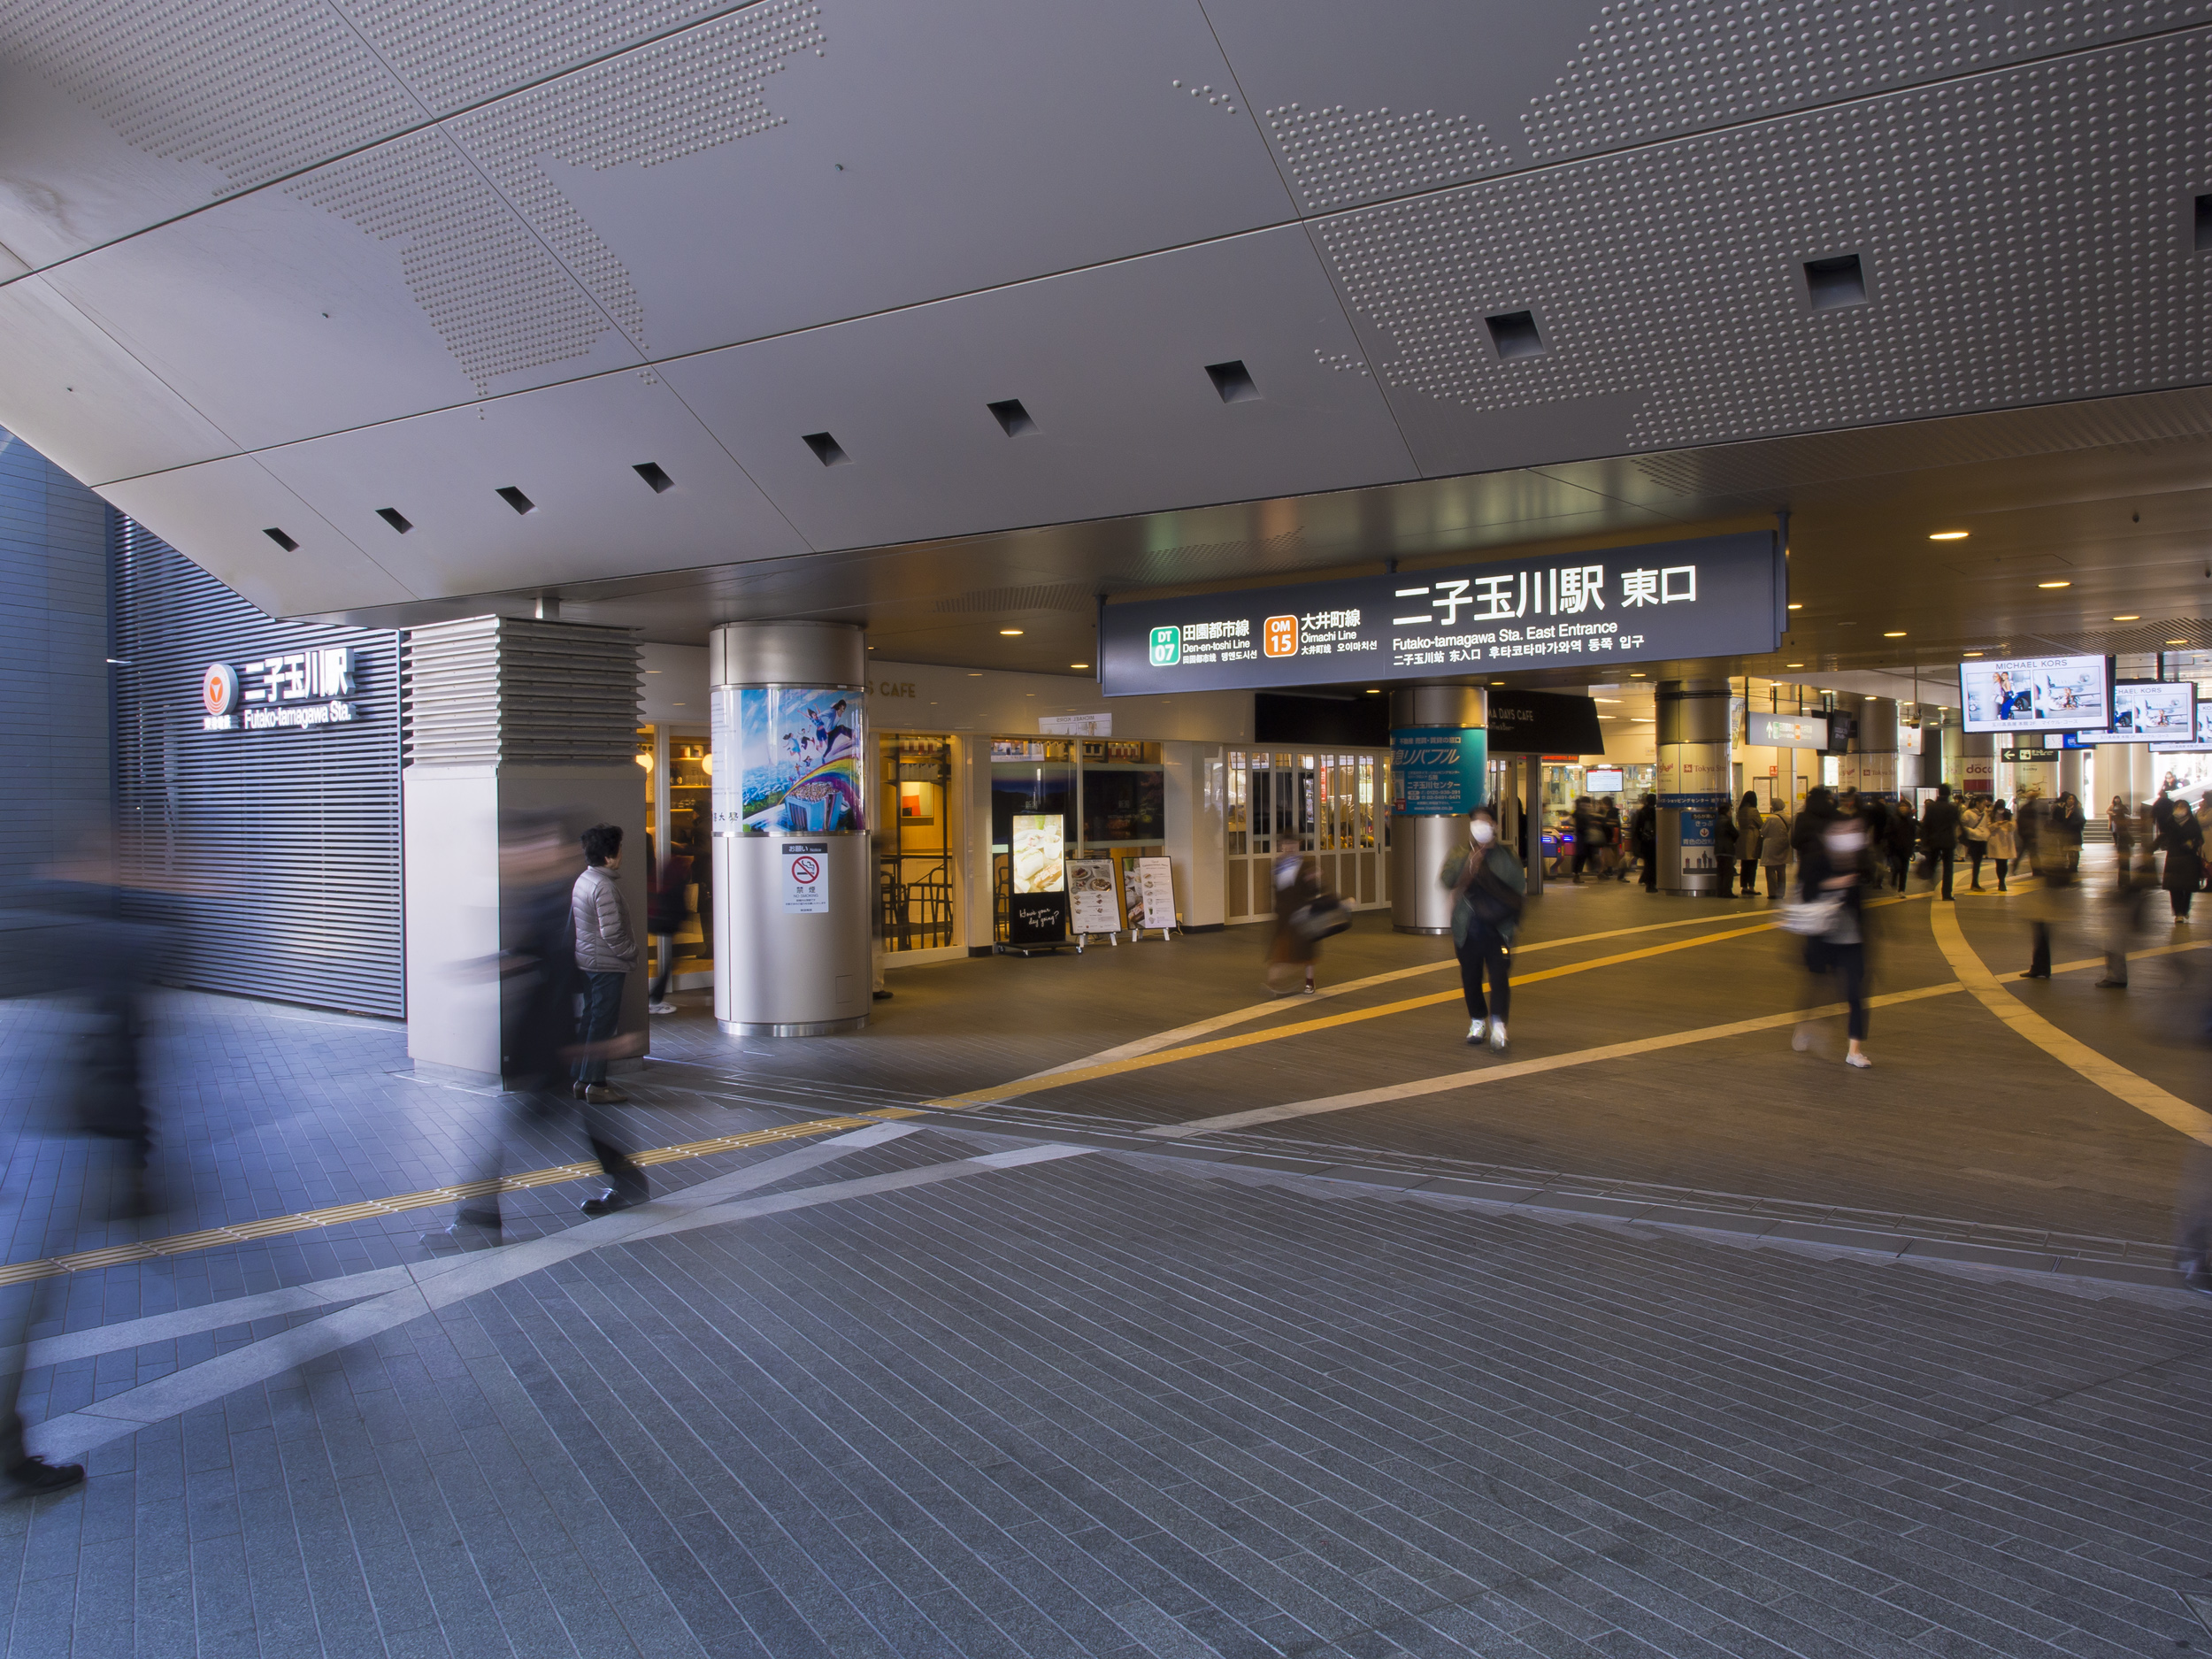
[570,1080,587,1100]
[872,989,893,1001]
[7,1458,83,1498]
[580,1189,644,1217]
[2018,969,2049,979]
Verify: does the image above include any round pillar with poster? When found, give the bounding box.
[709,621,872,1036]
[1388,686,1487,934]
[1656,679,1732,895]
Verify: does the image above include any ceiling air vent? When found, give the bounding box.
[262,527,298,551]
[987,398,1037,436]
[1804,253,1867,311]
[495,486,536,515]
[1205,360,1260,403]
[1485,310,1544,359]
[633,462,674,493]
[803,431,851,466]
[375,507,412,534]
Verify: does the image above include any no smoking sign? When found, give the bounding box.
[781,841,829,914]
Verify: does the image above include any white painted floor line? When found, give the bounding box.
[27,1129,1094,1462]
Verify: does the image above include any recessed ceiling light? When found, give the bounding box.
[1786,662,1804,668]
[1962,651,1984,657]
[1787,603,1803,611]
[999,628,1024,635]
[1929,530,1970,541]
[2113,614,2140,621]
[2037,580,2070,588]
[1365,688,1379,694]
[1629,672,1646,678]
[1490,680,1506,686]
[1882,631,1907,637]
[2168,638,2189,646]
[1594,697,1621,703]
[1070,662,1089,669]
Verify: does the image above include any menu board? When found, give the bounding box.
[1134,857,1177,932]
[1065,859,1122,934]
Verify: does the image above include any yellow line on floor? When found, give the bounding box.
[1142,937,2200,1139]
[1928,901,2212,1147]
[932,914,1806,1108]
[1022,902,1839,1078]
[0,1111,910,1287]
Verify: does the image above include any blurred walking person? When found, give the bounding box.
[1443,807,1525,1052]
[1268,851,1324,995]
[1986,803,2017,893]
[1885,796,1916,895]
[1792,796,1874,1068]
[1632,794,1659,892]
[646,830,694,1014]
[2164,798,2204,923]
[1960,794,1990,889]
[439,814,649,1244]
[2109,794,2137,876]
[2054,792,2086,873]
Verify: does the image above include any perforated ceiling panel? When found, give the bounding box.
[0,0,416,198]
[284,129,622,388]
[341,0,739,115]
[442,0,826,354]
[1319,27,2212,474]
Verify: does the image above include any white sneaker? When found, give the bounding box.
[1792,1024,1813,1052]
[1845,1051,1872,1069]
[1466,1019,1486,1045]
[649,1001,677,1014]
[1488,1021,1508,1051]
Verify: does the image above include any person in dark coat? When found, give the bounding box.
[1441,807,1526,1052]
[1632,794,1659,891]
[1793,801,1874,1068]
[1713,806,1739,880]
[2163,799,2205,922]
[1734,791,1763,895]
[646,833,694,1013]
[1918,782,1961,900]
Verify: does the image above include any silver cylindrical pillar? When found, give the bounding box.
[1656,679,1731,895]
[1849,696,1900,801]
[710,621,872,1036]
[1388,685,1487,934]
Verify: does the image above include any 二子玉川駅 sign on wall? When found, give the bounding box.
[200,647,357,731]
[1099,532,1785,696]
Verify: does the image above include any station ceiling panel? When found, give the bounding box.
[251,371,809,602]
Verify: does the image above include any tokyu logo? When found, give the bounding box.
[1148,626,1180,667]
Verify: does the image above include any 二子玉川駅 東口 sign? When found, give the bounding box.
[1098,532,1785,696]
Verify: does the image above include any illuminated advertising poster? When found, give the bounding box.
[1390,728,1487,816]
[2152,697,2212,753]
[1957,654,2112,733]
[1010,815,1066,893]
[729,687,864,833]
[1100,531,1784,695]
[2103,680,2196,741]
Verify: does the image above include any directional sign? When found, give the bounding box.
[1099,531,1785,695]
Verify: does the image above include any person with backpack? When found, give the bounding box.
[1441,806,1526,1052]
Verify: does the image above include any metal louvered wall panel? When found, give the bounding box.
[112,519,403,1018]
[403,616,640,767]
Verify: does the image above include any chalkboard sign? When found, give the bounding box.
[1008,891,1069,947]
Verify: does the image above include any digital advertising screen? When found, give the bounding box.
[1585,766,1624,794]
[1957,655,2112,733]
[2103,680,2197,742]
[2151,694,2212,752]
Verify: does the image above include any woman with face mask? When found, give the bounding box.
[1441,806,1526,1052]
[1793,803,1874,1067]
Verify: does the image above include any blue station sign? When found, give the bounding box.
[1100,531,1786,696]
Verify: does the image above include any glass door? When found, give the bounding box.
[879,733,956,952]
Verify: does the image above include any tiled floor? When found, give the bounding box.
[2,864,2208,1655]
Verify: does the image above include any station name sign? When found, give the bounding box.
[1099,531,1785,696]
[201,648,357,732]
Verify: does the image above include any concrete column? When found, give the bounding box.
[402,617,645,1083]
[1656,679,1732,895]
[1388,685,1486,934]
[2057,747,2086,805]
[1852,697,1901,801]
[710,621,871,1036]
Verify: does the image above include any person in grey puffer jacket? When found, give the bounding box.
[572,824,638,1106]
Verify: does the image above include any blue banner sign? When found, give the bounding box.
[1392,727,1487,817]
[1101,531,1784,696]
